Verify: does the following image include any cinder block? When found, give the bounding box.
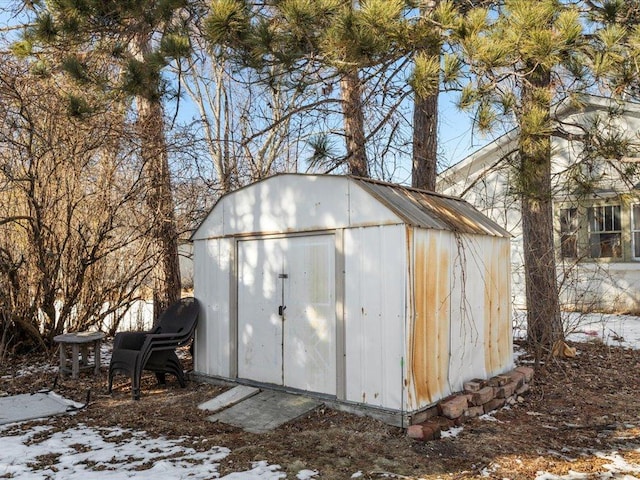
[439,395,468,419]
[516,383,530,395]
[515,366,535,383]
[410,406,439,425]
[487,375,510,387]
[464,405,485,418]
[470,386,494,406]
[408,420,444,441]
[407,424,426,440]
[463,380,483,393]
[506,370,526,388]
[494,381,517,399]
[483,398,506,414]
[422,424,442,441]
[472,378,487,388]
[432,416,455,430]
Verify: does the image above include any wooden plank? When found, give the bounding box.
[197,385,260,413]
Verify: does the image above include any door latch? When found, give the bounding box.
[278,273,288,317]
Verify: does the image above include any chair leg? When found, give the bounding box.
[108,369,114,394]
[176,370,186,388]
[155,372,166,385]
[132,373,140,400]
[132,358,143,400]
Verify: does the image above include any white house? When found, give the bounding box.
[438,96,640,314]
[191,174,513,425]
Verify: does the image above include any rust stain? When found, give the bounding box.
[412,235,429,403]
[484,240,497,374]
[485,239,512,374]
[498,241,513,367]
[405,227,414,409]
[410,231,450,406]
[437,241,450,398]
[421,196,485,233]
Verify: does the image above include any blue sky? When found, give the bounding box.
[438,93,486,168]
[0,5,492,174]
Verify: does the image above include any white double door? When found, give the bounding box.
[237,235,336,395]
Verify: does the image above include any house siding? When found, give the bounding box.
[438,96,640,314]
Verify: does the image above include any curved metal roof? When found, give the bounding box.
[352,177,511,238]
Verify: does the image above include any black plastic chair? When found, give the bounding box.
[108,297,200,400]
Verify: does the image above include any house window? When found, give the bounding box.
[633,204,640,259]
[587,205,622,258]
[559,208,578,258]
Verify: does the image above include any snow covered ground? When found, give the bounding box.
[513,310,640,350]
[1,312,640,479]
[0,422,321,479]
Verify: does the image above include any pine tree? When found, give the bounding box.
[410,0,449,190]
[458,0,586,357]
[205,0,411,178]
[587,0,640,97]
[410,0,483,190]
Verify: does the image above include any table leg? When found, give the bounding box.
[71,344,80,379]
[81,345,88,366]
[94,340,101,375]
[59,343,67,376]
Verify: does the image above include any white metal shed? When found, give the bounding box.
[192,174,513,424]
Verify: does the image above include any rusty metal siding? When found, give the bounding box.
[193,174,510,241]
[406,228,452,408]
[353,178,511,238]
[406,229,513,412]
[484,238,513,375]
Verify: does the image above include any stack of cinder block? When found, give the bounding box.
[408,366,534,441]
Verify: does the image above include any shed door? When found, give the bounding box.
[237,235,337,395]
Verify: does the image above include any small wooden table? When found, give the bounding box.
[53,331,105,379]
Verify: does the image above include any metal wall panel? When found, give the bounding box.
[483,237,513,375]
[343,225,406,410]
[223,176,352,235]
[193,238,233,377]
[406,229,513,411]
[447,234,487,392]
[406,229,452,409]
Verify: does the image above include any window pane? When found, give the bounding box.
[612,205,621,231]
[560,208,577,233]
[560,208,578,258]
[587,205,622,258]
[590,232,621,258]
[633,204,640,259]
[561,234,577,258]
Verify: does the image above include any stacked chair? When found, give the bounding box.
[108,297,200,400]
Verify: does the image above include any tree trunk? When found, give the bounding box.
[412,90,438,191]
[340,68,369,177]
[131,30,182,320]
[137,96,182,320]
[519,68,563,357]
[412,3,439,191]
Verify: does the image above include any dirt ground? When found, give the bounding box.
[1,340,639,479]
